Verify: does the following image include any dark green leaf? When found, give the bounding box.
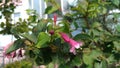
[74,34,92,40]
[6,39,25,54]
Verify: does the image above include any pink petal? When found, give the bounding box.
[69,39,80,49]
[70,47,76,55]
[59,32,70,42]
[11,51,16,58]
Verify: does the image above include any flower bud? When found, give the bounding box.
[49,30,54,35]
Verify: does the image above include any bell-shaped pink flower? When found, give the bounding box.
[53,13,57,26]
[69,39,82,54]
[59,32,83,54]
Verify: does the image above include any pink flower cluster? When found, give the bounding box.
[60,32,83,55]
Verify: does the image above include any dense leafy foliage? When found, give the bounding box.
[1,0,120,68]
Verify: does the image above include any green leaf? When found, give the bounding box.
[112,0,119,7]
[116,25,120,32]
[83,49,102,68]
[72,56,82,66]
[59,64,70,68]
[73,22,79,29]
[113,41,120,51]
[0,22,4,28]
[45,6,58,14]
[91,22,101,29]
[78,0,88,12]
[6,39,25,54]
[32,20,47,36]
[74,34,92,40]
[101,60,108,68]
[94,62,102,68]
[83,54,93,68]
[21,33,37,43]
[36,32,50,48]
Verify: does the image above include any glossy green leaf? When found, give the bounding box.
[36,32,50,48]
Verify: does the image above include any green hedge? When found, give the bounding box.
[4,59,32,68]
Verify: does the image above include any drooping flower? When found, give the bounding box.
[53,13,57,26]
[69,39,82,54]
[59,32,83,54]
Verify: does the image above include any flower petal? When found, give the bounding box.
[69,39,80,49]
[59,32,70,42]
[70,47,76,55]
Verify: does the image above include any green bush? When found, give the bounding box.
[4,59,32,68]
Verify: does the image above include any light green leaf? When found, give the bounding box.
[101,60,108,68]
[79,0,88,12]
[112,0,119,7]
[116,25,120,32]
[94,62,102,68]
[36,32,50,48]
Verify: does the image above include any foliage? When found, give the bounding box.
[4,59,32,68]
[1,0,120,68]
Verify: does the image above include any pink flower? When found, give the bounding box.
[11,51,16,58]
[53,13,57,26]
[59,32,83,54]
[18,49,23,57]
[69,39,82,54]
